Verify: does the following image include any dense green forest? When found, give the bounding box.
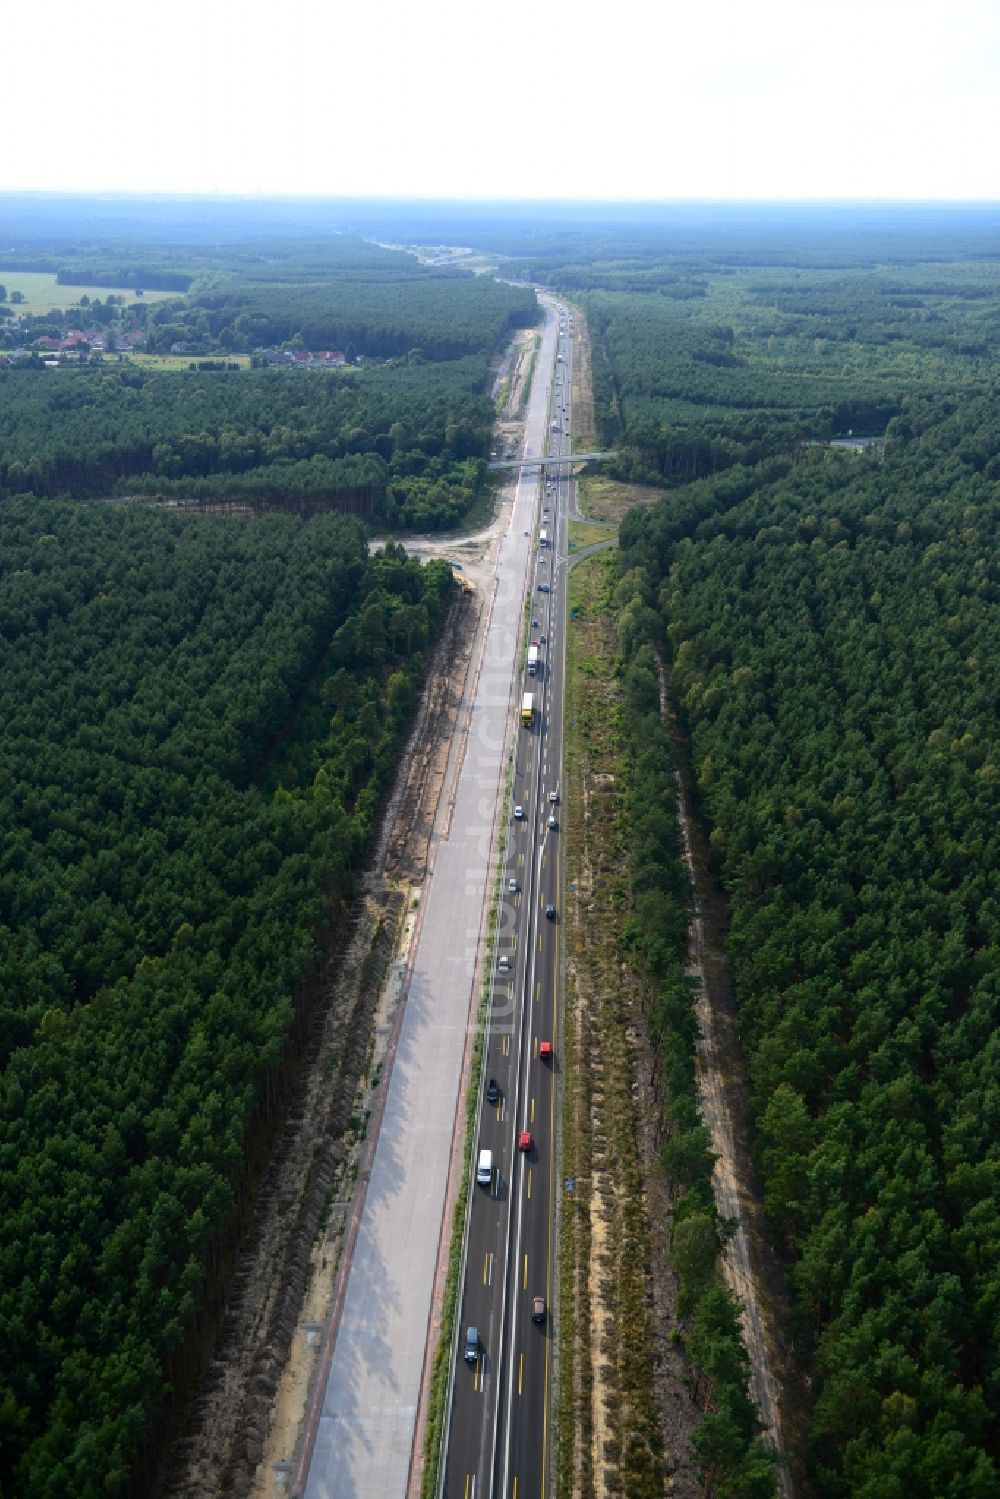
[577,262,1000,486]
[0,233,536,360]
[616,400,1000,1495]
[0,225,535,527]
[149,267,536,359]
[0,358,493,526]
[0,498,455,1495]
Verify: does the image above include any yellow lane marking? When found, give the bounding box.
[527,1168,532,1200]
[535,983,541,1003]
[465,1475,471,1499]
[523,1253,528,1289]
[531,1096,536,1123]
[483,1252,489,1286]
[518,1352,524,1396]
[502,1035,510,1056]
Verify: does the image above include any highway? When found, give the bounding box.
[298,295,570,1499]
[441,303,576,1499]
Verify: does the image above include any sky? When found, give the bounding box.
[6,0,1000,200]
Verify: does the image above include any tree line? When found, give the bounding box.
[0,358,496,528]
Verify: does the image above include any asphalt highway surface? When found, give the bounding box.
[441,304,575,1499]
[300,296,569,1499]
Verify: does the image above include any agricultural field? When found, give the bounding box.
[127,351,251,371]
[0,270,175,316]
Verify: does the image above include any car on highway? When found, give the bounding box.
[545,904,556,921]
[539,634,547,644]
[498,953,511,971]
[538,583,550,593]
[547,814,558,830]
[486,1077,500,1105]
[464,1326,479,1363]
[514,805,525,820]
[508,877,519,893]
[477,1148,493,1185]
[539,1040,553,1062]
[549,790,558,802]
[517,1131,533,1153]
[532,1296,546,1324]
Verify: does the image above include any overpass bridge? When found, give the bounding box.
[487,450,614,471]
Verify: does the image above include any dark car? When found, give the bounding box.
[545,904,556,921]
[486,1077,500,1105]
[464,1326,479,1364]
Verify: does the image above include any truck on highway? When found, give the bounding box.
[527,643,540,676]
[539,529,549,548]
[521,692,535,727]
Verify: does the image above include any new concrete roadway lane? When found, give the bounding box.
[300,296,565,1499]
[443,308,575,1499]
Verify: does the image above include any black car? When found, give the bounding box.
[545,904,556,921]
[486,1077,500,1105]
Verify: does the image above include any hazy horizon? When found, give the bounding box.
[6,0,999,202]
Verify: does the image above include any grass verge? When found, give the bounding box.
[567,519,618,552]
[558,553,666,1498]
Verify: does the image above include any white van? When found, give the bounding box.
[477,1148,493,1186]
